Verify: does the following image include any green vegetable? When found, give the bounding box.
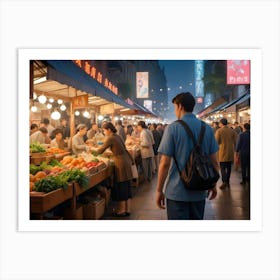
[92,151,99,157]
[29,161,53,175]
[30,142,46,153]
[30,164,42,175]
[34,169,89,193]
[49,159,63,167]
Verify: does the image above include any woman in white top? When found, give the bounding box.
[137,121,154,182]
[71,124,89,155]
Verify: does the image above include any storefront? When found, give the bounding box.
[198,93,250,125]
[30,60,140,220]
[31,60,135,135]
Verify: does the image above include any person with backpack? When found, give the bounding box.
[156,92,219,220]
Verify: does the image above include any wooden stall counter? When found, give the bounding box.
[30,184,73,219]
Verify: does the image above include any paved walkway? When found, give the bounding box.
[103,168,250,220]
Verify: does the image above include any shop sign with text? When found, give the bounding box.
[74,60,118,95]
[72,95,88,109]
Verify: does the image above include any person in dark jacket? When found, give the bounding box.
[236,123,250,185]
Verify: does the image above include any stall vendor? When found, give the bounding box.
[50,128,67,150]
[71,124,90,155]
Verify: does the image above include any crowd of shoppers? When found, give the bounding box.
[29,95,250,221]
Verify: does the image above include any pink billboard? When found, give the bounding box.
[227,60,250,84]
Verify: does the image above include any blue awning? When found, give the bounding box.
[46,60,134,109]
[236,93,250,105]
[219,93,249,111]
[197,97,227,118]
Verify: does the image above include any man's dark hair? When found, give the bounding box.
[53,128,63,136]
[39,127,48,134]
[137,121,147,129]
[172,92,195,112]
[116,120,122,126]
[244,123,250,130]
[30,123,38,130]
[42,118,50,125]
[219,118,228,125]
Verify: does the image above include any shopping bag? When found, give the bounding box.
[131,164,138,179]
[234,153,240,170]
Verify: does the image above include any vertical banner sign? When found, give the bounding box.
[136,72,149,98]
[143,100,153,112]
[227,60,250,84]
[195,60,204,97]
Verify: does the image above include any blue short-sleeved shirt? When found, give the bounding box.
[158,113,219,202]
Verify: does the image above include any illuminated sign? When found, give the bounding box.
[136,72,149,98]
[143,100,153,112]
[74,60,118,95]
[227,60,250,84]
[195,60,204,97]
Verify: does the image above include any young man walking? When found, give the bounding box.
[156,92,219,220]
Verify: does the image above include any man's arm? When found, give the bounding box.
[208,152,219,200]
[156,154,171,209]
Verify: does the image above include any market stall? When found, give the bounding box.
[29,147,115,219]
[30,60,138,219]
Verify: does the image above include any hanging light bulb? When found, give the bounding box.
[31,105,38,112]
[51,110,61,120]
[38,94,47,104]
[46,103,52,109]
[49,98,54,103]
[114,116,119,121]
[60,104,66,111]
[83,110,90,118]
[75,111,80,116]
[98,115,104,121]
[33,92,37,100]
[57,99,63,104]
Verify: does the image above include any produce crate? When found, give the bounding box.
[82,198,105,220]
[87,166,98,175]
[30,152,54,165]
[30,184,73,213]
[63,204,83,220]
[74,165,114,196]
[54,151,71,160]
[96,162,107,172]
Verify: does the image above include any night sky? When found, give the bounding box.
[158,60,195,121]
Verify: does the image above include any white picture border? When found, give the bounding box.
[18,48,262,232]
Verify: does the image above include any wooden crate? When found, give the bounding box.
[82,198,105,220]
[30,184,73,213]
[63,204,83,220]
[30,152,54,165]
[74,166,114,196]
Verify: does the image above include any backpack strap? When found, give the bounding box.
[176,120,206,147]
[197,122,206,147]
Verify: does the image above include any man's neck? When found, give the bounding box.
[180,111,191,119]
